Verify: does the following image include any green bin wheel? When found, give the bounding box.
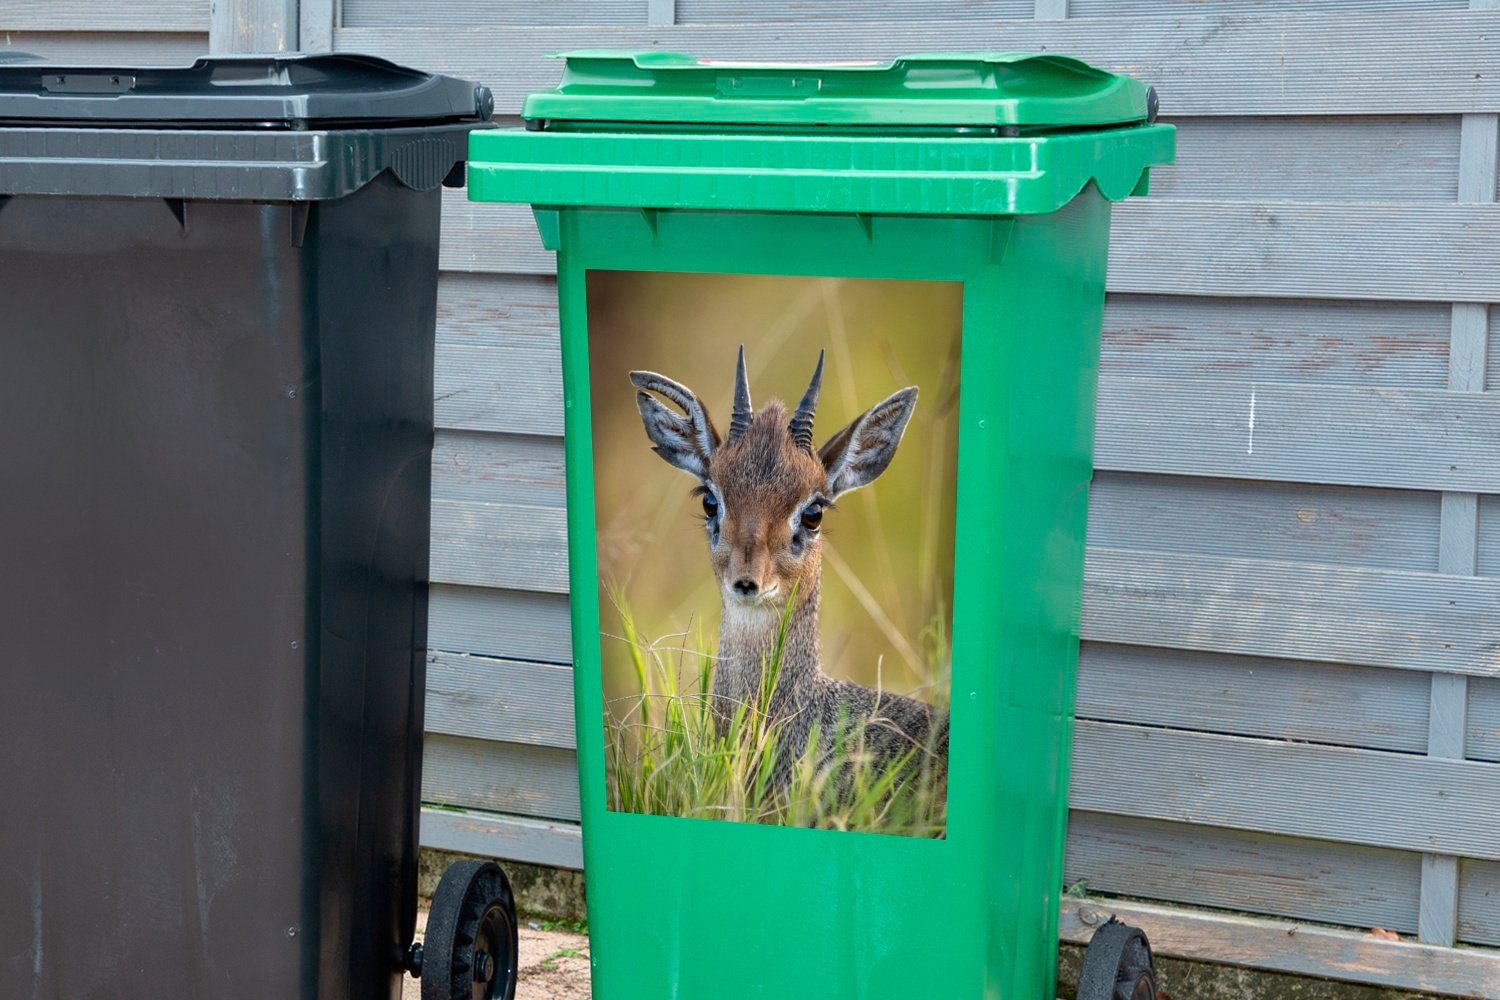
[1077,918,1157,1000]
[421,859,518,1000]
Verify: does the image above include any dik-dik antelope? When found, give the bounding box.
[631,349,949,785]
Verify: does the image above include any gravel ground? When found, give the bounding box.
[401,907,592,1000]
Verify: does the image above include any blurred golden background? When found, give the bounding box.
[586,271,962,710]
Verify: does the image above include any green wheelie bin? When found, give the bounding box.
[467,52,1173,999]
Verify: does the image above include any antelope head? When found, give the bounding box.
[631,348,918,613]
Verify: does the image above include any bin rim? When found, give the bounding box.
[466,120,1175,219]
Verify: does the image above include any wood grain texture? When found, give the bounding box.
[1078,643,1429,753]
[2,1,208,32]
[434,430,566,507]
[1154,115,1460,202]
[419,805,583,870]
[1068,0,1465,14]
[1082,547,1500,678]
[1102,294,1452,388]
[1470,677,1500,763]
[430,497,568,592]
[1070,720,1500,860]
[426,652,575,749]
[0,32,207,63]
[341,0,646,27]
[1107,199,1500,303]
[1059,896,1500,998]
[1459,859,1500,947]
[1094,376,1500,493]
[437,271,559,347]
[209,0,297,52]
[1088,471,1440,572]
[428,583,573,664]
[1478,495,1500,577]
[680,0,1031,21]
[1066,811,1422,935]
[335,11,1500,116]
[424,734,580,822]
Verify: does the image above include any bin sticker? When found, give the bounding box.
[588,271,958,838]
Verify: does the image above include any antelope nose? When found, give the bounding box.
[732,578,759,597]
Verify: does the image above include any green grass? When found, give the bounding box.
[604,589,946,838]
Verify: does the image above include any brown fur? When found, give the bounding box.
[631,362,948,792]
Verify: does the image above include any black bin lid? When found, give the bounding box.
[0,53,493,128]
[0,53,493,200]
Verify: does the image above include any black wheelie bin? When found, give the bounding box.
[0,54,517,1000]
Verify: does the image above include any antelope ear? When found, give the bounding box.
[630,370,721,480]
[818,387,918,498]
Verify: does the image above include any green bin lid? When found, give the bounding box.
[469,50,1174,218]
[524,51,1155,130]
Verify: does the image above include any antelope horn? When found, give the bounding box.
[788,349,824,453]
[728,345,753,444]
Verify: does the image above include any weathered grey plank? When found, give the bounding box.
[3,1,208,32]
[1478,495,1500,577]
[1488,309,1500,390]
[0,32,207,64]
[439,194,1500,304]
[1069,0,1465,13]
[1060,896,1500,998]
[1065,811,1422,935]
[440,193,551,275]
[1083,547,1500,678]
[438,271,559,347]
[1078,643,1429,753]
[426,652,576,749]
[1089,471,1441,572]
[210,0,296,52]
[1094,376,1500,493]
[1469,677,1500,763]
[419,806,583,870]
[429,583,573,664]
[334,12,1500,116]
[430,496,568,592]
[1108,199,1500,303]
[1459,859,1500,947]
[341,0,645,26]
[1102,294,1452,388]
[1070,720,1500,861]
[435,341,561,437]
[298,0,335,54]
[434,430,565,507]
[1154,115,1460,202]
[423,733,580,822]
[678,0,1030,20]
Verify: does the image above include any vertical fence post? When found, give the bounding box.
[648,0,676,27]
[300,0,336,53]
[210,0,300,53]
[1418,0,1498,941]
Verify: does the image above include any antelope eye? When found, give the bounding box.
[701,493,719,518]
[799,505,823,531]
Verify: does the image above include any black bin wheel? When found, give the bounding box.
[421,859,518,1000]
[1078,917,1157,1000]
